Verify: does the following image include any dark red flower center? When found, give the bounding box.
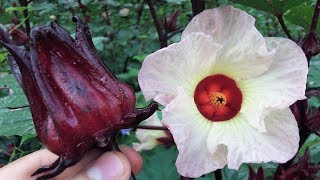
[194,74,242,122]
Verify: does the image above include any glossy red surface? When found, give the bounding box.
[2,17,158,162]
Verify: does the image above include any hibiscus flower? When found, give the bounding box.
[133,113,174,151]
[138,6,308,178]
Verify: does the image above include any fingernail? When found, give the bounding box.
[86,152,125,180]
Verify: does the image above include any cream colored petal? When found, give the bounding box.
[240,37,308,131]
[132,142,158,152]
[207,108,299,169]
[162,87,226,178]
[133,113,167,151]
[182,6,274,79]
[138,33,222,106]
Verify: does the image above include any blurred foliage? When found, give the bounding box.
[0,0,319,179]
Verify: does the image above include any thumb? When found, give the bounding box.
[73,151,132,180]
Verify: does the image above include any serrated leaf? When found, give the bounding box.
[230,0,308,15]
[284,4,320,34]
[137,146,179,180]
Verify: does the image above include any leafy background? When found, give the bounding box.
[0,0,319,179]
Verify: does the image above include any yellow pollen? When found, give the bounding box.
[209,92,227,107]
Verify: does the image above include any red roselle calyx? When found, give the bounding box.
[165,11,180,33]
[301,31,320,60]
[9,26,29,46]
[275,150,320,180]
[1,17,158,179]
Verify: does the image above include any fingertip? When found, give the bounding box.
[55,149,103,179]
[0,149,58,180]
[86,151,131,180]
[119,146,143,175]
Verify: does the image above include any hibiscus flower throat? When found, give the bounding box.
[194,74,242,122]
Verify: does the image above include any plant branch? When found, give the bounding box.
[77,0,89,22]
[180,176,193,180]
[18,0,30,36]
[136,0,145,26]
[102,3,111,26]
[264,0,294,40]
[311,0,320,32]
[276,15,294,40]
[146,0,167,48]
[135,125,169,131]
[191,0,205,17]
[214,169,222,180]
[167,28,183,39]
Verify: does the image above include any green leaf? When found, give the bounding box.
[116,67,139,84]
[308,61,320,88]
[92,37,109,52]
[0,88,10,98]
[284,4,320,34]
[0,108,34,136]
[165,0,188,4]
[229,0,308,15]
[132,54,147,62]
[137,146,180,180]
[0,52,7,64]
[0,75,34,136]
[28,2,56,12]
[299,134,320,164]
[0,75,28,108]
[5,6,27,13]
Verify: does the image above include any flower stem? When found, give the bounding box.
[135,125,169,131]
[18,0,31,36]
[146,0,167,48]
[167,29,184,39]
[191,0,205,17]
[310,0,320,32]
[264,0,294,41]
[180,176,193,180]
[214,169,222,180]
[275,15,294,41]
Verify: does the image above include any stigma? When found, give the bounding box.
[210,92,227,107]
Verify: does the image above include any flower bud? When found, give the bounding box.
[301,32,320,59]
[119,8,130,17]
[165,11,180,33]
[9,26,29,46]
[276,150,320,179]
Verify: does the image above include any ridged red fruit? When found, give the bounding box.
[1,17,157,179]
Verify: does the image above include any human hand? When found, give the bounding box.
[0,146,142,180]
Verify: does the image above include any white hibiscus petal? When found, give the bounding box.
[138,32,222,106]
[133,113,167,151]
[240,37,307,131]
[182,6,274,79]
[207,108,299,169]
[163,87,226,178]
